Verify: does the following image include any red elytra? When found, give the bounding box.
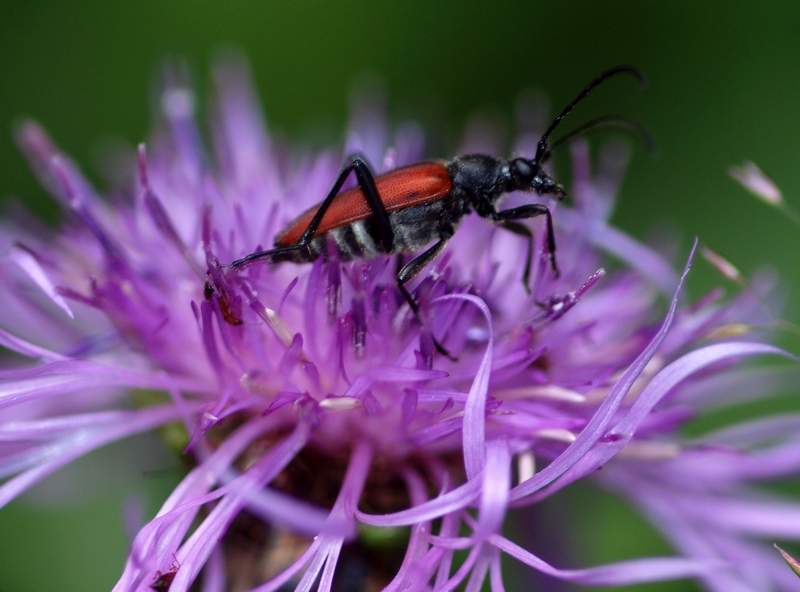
[275,162,453,246]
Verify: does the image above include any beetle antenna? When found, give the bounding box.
[539,115,657,164]
[533,66,646,165]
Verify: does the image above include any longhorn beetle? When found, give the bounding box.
[208,66,646,357]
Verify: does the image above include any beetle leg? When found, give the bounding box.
[491,219,534,293]
[230,155,394,269]
[492,203,559,280]
[397,239,455,360]
[348,156,395,252]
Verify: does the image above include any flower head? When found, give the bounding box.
[2,57,799,591]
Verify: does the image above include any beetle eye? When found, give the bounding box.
[513,158,532,180]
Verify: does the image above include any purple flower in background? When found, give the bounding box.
[2,56,800,591]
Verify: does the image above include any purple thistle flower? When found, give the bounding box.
[2,56,800,591]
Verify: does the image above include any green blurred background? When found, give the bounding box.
[1,1,799,590]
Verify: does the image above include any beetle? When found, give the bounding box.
[209,66,645,356]
[149,556,180,591]
[149,569,176,592]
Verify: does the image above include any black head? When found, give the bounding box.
[506,157,566,198]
